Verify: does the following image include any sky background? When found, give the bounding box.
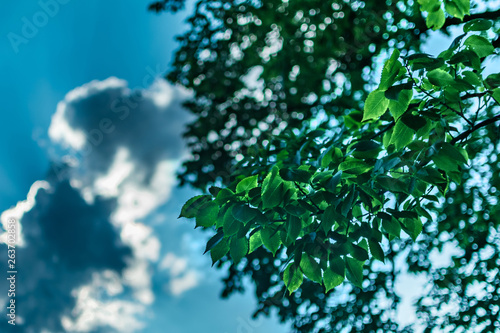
[0,1,288,332]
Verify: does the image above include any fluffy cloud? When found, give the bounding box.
[49,77,190,205]
[159,252,201,296]
[0,77,197,332]
[0,176,131,332]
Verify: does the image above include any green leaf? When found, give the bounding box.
[432,142,468,172]
[232,204,259,224]
[307,129,326,139]
[230,236,249,263]
[382,157,402,172]
[377,211,392,221]
[416,205,433,220]
[352,140,380,151]
[285,204,307,216]
[351,244,369,261]
[401,218,423,241]
[248,188,262,207]
[262,166,285,209]
[463,18,492,32]
[215,188,235,205]
[344,111,363,129]
[341,187,356,217]
[418,0,441,12]
[445,0,469,19]
[390,120,414,150]
[388,89,413,120]
[492,88,500,103]
[416,167,448,194]
[179,195,212,218]
[389,209,419,219]
[287,215,302,241]
[452,50,482,70]
[261,226,281,255]
[280,168,312,183]
[377,176,408,193]
[369,240,385,262]
[321,205,337,233]
[345,257,364,288]
[379,49,403,90]
[447,33,468,53]
[300,254,322,283]
[236,175,258,194]
[223,207,242,236]
[358,185,383,206]
[485,74,500,89]
[210,237,229,265]
[401,113,427,131]
[464,35,494,58]
[462,71,482,86]
[329,256,346,276]
[312,171,333,186]
[385,82,413,101]
[196,201,219,227]
[351,140,382,159]
[339,160,373,174]
[381,216,402,237]
[323,268,344,292]
[326,171,342,192]
[208,186,221,196]
[249,230,263,253]
[426,8,445,30]
[283,263,303,294]
[449,50,479,67]
[427,69,454,87]
[320,147,334,168]
[362,90,390,121]
[204,230,224,254]
[422,194,440,202]
[407,53,444,70]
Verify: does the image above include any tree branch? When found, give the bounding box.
[450,114,500,145]
[368,121,395,140]
[493,36,500,49]
[440,9,500,31]
[462,91,490,100]
[294,182,322,213]
[405,64,473,126]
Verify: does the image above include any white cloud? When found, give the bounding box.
[0,178,132,332]
[160,253,188,277]
[170,270,200,296]
[159,252,201,296]
[62,270,146,333]
[0,180,49,246]
[0,77,191,332]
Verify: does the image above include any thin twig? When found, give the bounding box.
[368,121,395,140]
[294,181,322,212]
[450,114,500,145]
[405,64,473,126]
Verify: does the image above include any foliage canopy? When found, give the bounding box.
[152,0,500,331]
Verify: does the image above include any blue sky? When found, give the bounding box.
[0,1,288,332]
[0,0,185,212]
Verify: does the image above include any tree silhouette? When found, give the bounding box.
[152,1,500,331]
